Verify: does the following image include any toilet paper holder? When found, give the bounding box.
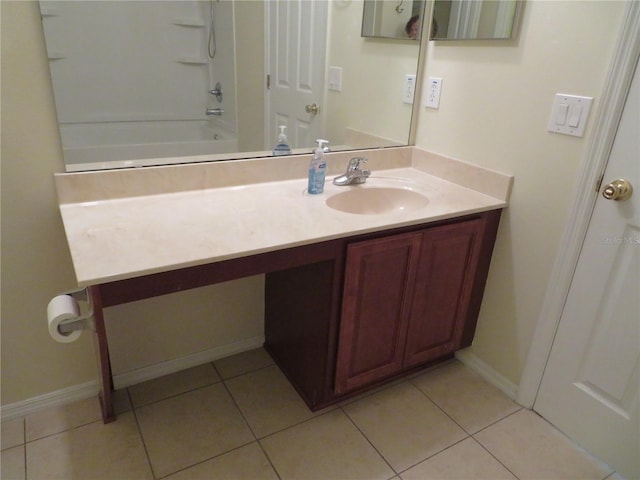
[57,287,95,334]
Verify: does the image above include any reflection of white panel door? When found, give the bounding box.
[266,0,327,150]
[535,58,639,480]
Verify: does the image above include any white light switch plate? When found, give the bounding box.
[547,93,593,137]
[328,66,343,92]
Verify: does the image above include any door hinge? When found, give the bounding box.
[595,173,604,193]
[266,74,271,90]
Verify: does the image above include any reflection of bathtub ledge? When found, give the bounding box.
[62,120,238,171]
[343,127,404,150]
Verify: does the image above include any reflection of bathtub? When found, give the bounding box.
[62,120,239,171]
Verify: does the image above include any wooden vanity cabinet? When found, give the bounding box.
[335,216,490,395]
[265,209,501,410]
[334,231,422,394]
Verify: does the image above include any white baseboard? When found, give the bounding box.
[112,336,265,389]
[1,380,100,422]
[1,336,264,422]
[455,348,519,401]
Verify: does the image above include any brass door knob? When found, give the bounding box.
[602,178,633,201]
[305,103,320,115]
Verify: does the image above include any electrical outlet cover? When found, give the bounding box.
[404,74,416,104]
[424,77,442,109]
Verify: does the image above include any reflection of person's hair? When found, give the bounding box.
[405,15,420,39]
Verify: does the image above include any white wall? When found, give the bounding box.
[416,0,627,385]
[0,0,629,408]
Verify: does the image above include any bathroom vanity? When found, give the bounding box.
[265,209,500,410]
[54,147,512,423]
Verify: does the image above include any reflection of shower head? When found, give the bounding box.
[208,0,217,59]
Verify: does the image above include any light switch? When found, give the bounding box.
[555,104,569,125]
[328,66,343,92]
[568,104,582,127]
[547,94,593,137]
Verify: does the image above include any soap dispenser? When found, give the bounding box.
[272,125,291,156]
[308,139,329,194]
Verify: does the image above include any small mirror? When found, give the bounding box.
[431,0,521,40]
[362,0,426,40]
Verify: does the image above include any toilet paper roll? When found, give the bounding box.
[47,295,82,343]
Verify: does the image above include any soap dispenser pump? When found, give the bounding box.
[308,139,329,194]
[272,125,291,156]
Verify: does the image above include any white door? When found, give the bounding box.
[535,58,639,479]
[266,0,327,150]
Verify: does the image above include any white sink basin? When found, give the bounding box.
[326,185,429,215]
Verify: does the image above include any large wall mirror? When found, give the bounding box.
[431,0,522,40]
[39,0,423,172]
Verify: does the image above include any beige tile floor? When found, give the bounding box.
[1,349,622,480]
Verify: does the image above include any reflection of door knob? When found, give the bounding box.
[305,103,320,115]
[602,178,633,201]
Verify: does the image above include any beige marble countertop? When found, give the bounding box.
[55,147,513,286]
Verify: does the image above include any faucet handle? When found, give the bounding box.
[348,157,367,170]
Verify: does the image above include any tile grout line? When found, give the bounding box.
[212,360,286,480]
[127,362,224,409]
[127,387,159,480]
[252,408,347,480]
[468,436,522,480]
[339,404,399,477]
[21,398,106,445]
[255,440,284,480]
[219,378,260,441]
[401,378,524,478]
[256,406,338,441]
[22,417,27,480]
[397,436,473,476]
[152,440,260,480]
[408,375,525,436]
[470,406,524,436]
[214,361,276,383]
[469,408,525,480]
[407,378,473,433]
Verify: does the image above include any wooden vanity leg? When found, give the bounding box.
[89,286,116,423]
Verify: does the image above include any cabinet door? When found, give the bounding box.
[335,232,422,395]
[404,219,484,368]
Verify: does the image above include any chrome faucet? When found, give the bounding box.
[333,157,371,186]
